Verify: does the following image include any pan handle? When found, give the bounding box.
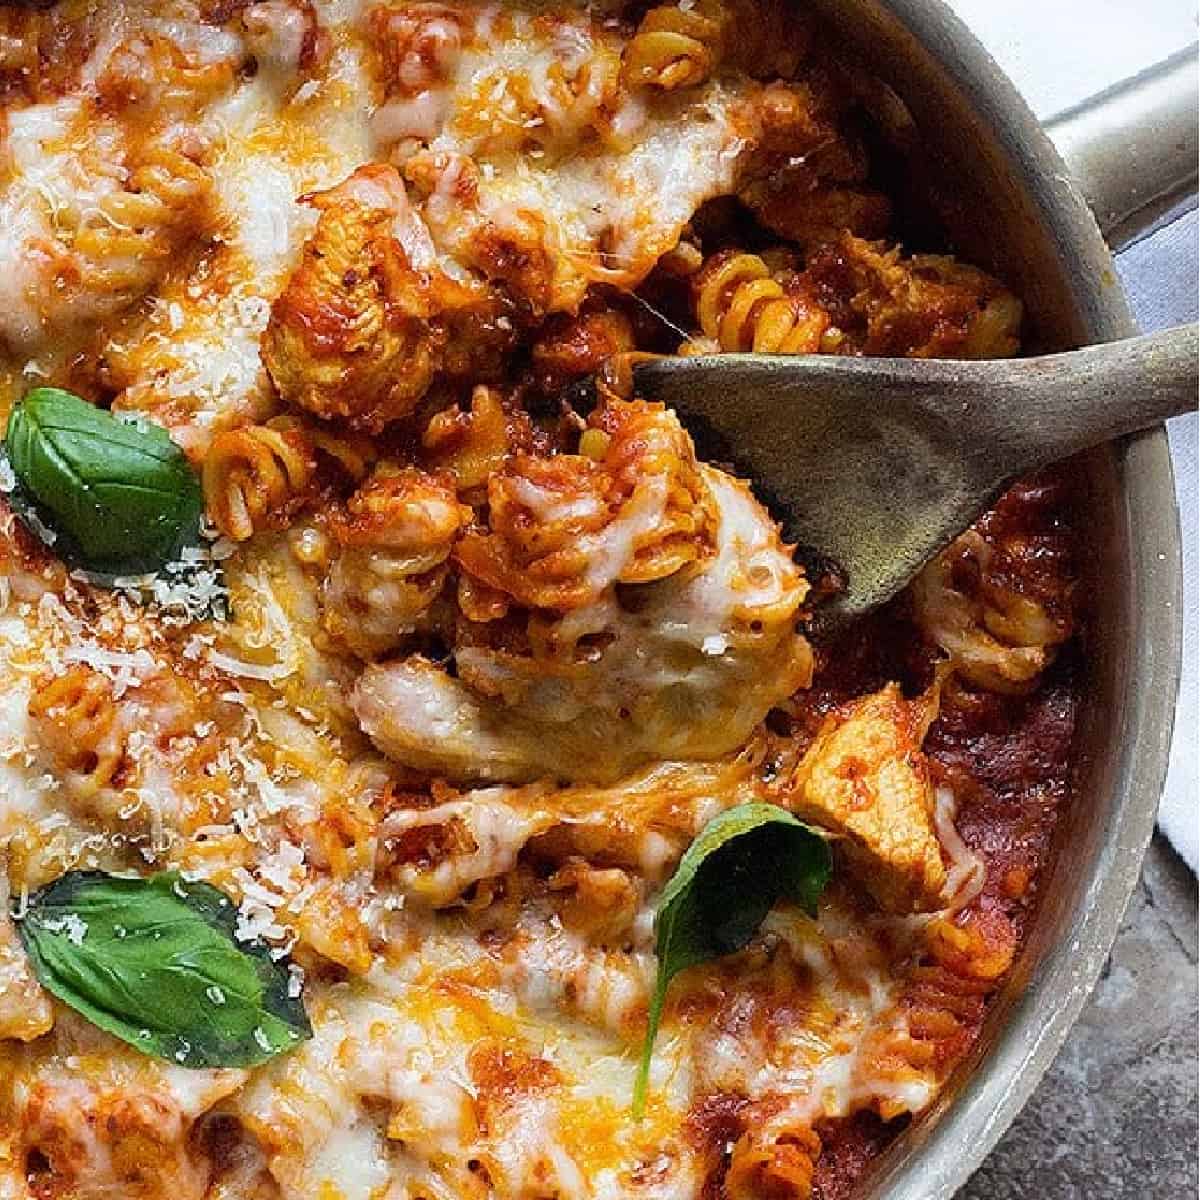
[1044,45,1198,251]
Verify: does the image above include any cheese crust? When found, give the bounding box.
[0,2,1076,1198]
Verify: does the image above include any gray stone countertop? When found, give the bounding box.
[958,835,1198,1199]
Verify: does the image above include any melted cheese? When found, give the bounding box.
[0,1,1014,1197]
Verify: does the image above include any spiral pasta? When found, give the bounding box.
[911,529,1070,693]
[27,666,123,799]
[691,250,828,354]
[895,910,1016,1079]
[203,416,376,542]
[0,133,210,351]
[422,385,515,492]
[71,142,211,301]
[726,1122,822,1200]
[203,420,317,543]
[95,29,240,115]
[454,399,718,612]
[621,3,724,90]
[322,467,469,659]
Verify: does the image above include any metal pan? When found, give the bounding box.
[803,4,1196,1193]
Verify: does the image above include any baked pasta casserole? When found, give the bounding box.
[0,0,1081,1197]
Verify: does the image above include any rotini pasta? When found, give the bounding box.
[912,529,1070,693]
[95,29,241,115]
[455,399,718,611]
[688,237,1023,360]
[893,910,1016,1080]
[203,416,375,542]
[27,666,124,801]
[203,420,318,543]
[321,466,469,659]
[623,0,812,93]
[25,665,204,831]
[726,1122,822,1200]
[691,250,829,353]
[9,1055,220,1200]
[422,385,519,492]
[621,3,724,90]
[0,134,212,353]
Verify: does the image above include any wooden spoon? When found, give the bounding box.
[630,323,1197,634]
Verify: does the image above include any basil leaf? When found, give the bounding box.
[5,388,202,574]
[16,871,311,1068]
[632,803,831,1116]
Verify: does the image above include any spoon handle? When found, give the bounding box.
[978,323,1196,476]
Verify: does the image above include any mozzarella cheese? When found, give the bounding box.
[0,1,1024,1198]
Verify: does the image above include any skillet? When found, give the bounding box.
[798,5,1195,1194]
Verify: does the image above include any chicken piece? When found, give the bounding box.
[353,464,811,784]
[784,683,947,912]
[322,466,469,659]
[262,164,443,432]
[800,234,1023,359]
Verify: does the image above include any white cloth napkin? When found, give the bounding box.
[1116,211,1198,870]
[947,0,1199,870]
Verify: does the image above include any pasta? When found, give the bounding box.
[90,143,210,290]
[896,910,1017,1077]
[27,666,125,802]
[422,385,522,492]
[203,416,374,542]
[0,2,1084,1198]
[691,249,829,353]
[321,466,469,659]
[622,0,812,90]
[455,399,719,611]
[621,3,725,91]
[686,237,1023,359]
[726,1122,822,1200]
[912,528,1071,693]
[0,132,211,356]
[352,454,812,784]
[203,421,318,543]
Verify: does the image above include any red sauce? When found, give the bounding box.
[803,469,1081,1198]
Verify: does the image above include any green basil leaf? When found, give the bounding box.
[4,388,202,574]
[16,871,311,1068]
[632,803,831,1116]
